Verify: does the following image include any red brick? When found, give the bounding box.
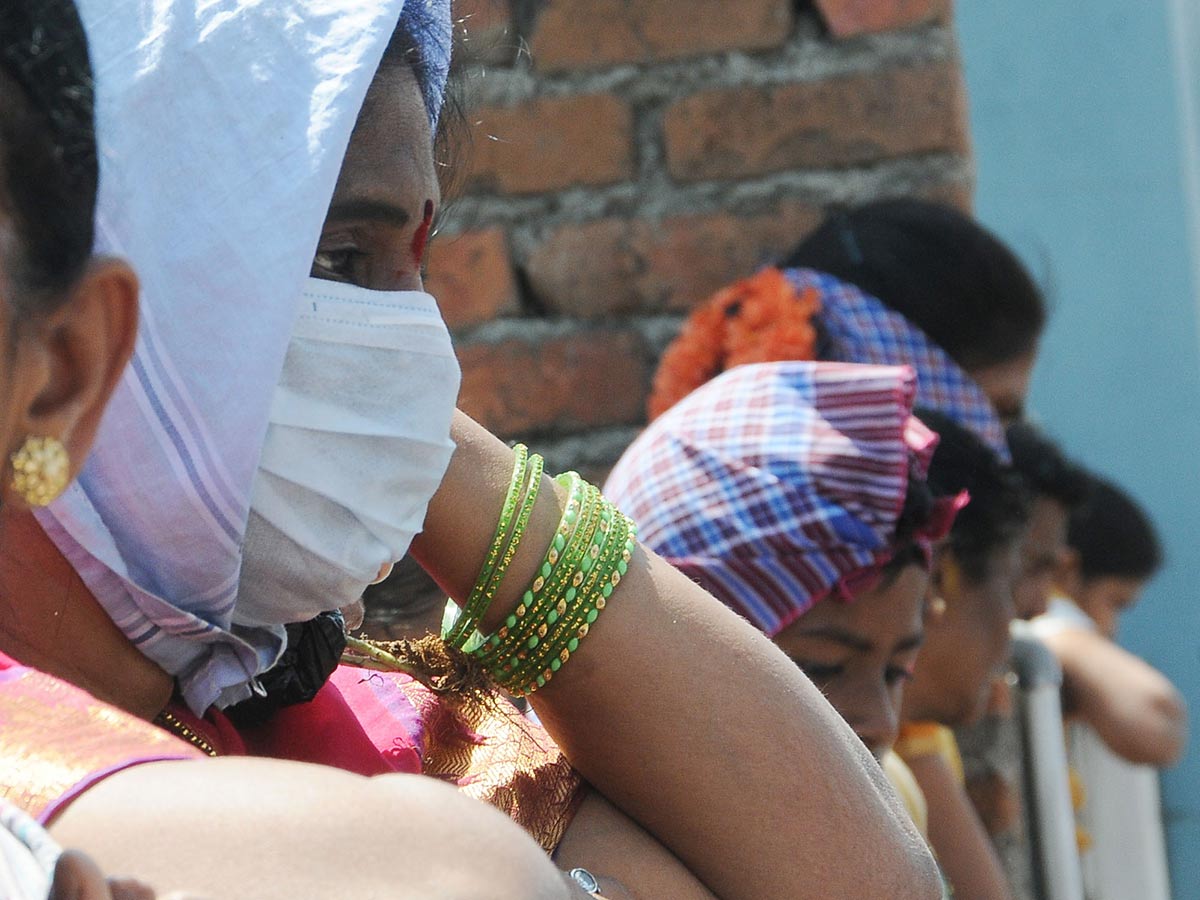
[530,0,793,73]
[452,0,515,64]
[426,229,518,329]
[465,94,634,195]
[525,201,823,317]
[663,61,969,182]
[815,0,951,39]
[457,330,651,436]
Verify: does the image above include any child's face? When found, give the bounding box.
[903,541,1021,727]
[1013,496,1069,620]
[773,564,929,759]
[1075,576,1148,638]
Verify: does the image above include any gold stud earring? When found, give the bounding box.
[10,436,70,507]
[928,596,948,617]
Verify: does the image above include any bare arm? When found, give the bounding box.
[556,790,717,900]
[411,413,939,900]
[906,753,1011,900]
[1043,627,1187,766]
[50,758,574,900]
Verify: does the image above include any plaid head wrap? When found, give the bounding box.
[790,267,1011,463]
[605,361,945,637]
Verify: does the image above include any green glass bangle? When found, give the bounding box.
[517,509,635,695]
[515,499,621,691]
[456,452,545,649]
[532,512,636,695]
[482,480,604,681]
[474,472,592,668]
[445,444,532,647]
[482,479,608,688]
[474,472,586,666]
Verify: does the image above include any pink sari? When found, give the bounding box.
[164,665,584,852]
[0,652,203,824]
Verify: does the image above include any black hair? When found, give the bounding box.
[1006,421,1090,509]
[0,0,97,317]
[1068,476,1162,582]
[380,7,447,130]
[377,8,465,199]
[916,409,1031,584]
[783,199,1046,371]
[881,470,935,578]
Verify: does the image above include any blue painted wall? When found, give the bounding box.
[958,1,1200,889]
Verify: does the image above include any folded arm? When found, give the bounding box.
[411,413,939,900]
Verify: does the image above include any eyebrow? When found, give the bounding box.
[893,632,924,653]
[795,625,873,652]
[795,626,925,655]
[325,199,411,228]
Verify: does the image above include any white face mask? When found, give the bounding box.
[233,277,460,630]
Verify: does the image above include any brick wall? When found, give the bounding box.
[432,0,973,479]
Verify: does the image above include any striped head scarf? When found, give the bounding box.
[36,0,452,714]
[605,361,944,637]
[790,267,1011,462]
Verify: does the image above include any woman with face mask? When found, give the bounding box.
[0,4,620,897]
[0,1,940,897]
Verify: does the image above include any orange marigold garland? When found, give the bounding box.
[648,268,821,420]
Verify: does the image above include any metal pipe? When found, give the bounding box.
[1010,621,1085,900]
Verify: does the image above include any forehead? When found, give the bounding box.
[1090,575,1146,605]
[788,565,928,643]
[331,63,439,206]
[970,351,1036,418]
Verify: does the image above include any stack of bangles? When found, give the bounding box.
[442,445,637,697]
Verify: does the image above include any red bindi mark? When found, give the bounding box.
[411,199,434,267]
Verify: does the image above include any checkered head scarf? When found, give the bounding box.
[605,361,948,637]
[790,267,1011,463]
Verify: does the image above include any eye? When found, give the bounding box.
[311,247,364,283]
[793,662,843,685]
[885,665,915,686]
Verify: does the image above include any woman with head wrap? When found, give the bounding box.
[892,410,1031,900]
[0,1,941,896]
[606,360,958,840]
[629,273,1028,897]
[651,199,1047,462]
[0,4,619,897]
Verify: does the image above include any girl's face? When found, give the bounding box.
[313,63,440,292]
[774,564,929,759]
[903,542,1021,726]
[970,350,1037,426]
[1013,496,1069,620]
[1074,575,1147,639]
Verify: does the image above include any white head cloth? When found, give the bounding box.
[36,0,450,713]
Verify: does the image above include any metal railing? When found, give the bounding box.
[1010,621,1085,900]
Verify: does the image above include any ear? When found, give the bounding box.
[922,550,954,627]
[9,258,138,490]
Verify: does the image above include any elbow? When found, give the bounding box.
[1147,688,1188,767]
[1106,688,1189,767]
